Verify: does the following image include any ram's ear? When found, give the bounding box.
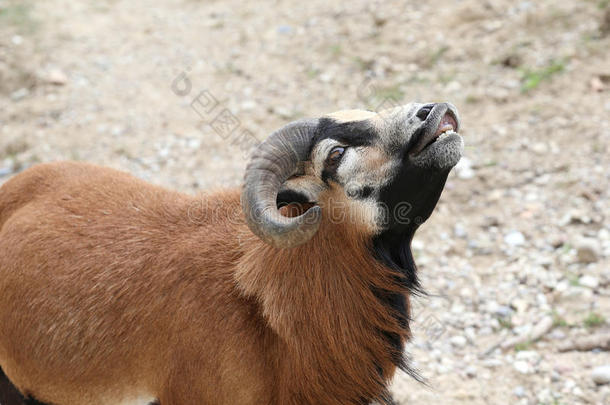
[276,161,326,215]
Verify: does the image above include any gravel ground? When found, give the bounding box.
[1,0,609,404]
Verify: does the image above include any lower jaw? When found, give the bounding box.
[410,135,463,170]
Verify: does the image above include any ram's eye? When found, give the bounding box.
[327,147,345,165]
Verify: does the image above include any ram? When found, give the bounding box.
[0,102,462,405]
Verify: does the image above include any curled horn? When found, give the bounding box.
[241,119,321,248]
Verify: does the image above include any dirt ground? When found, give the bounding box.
[1,0,609,404]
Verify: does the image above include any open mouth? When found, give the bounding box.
[409,105,460,156]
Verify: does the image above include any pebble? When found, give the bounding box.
[455,156,475,179]
[482,359,503,368]
[530,142,548,155]
[514,360,533,374]
[515,350,540,363]
[578,275,599,289]
[511,298,529,314]
[454,223,467,238]
[240,100,257,111]
[504,231,525,246]
[44,69,69,85]
[591,365,610,385]
[10,88,30,101]
[494,305,513,318]
[513,386,526,397]
[465,366,477,378]
[450,335,467,348]
[575,239,600,263]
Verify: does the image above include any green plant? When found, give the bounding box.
[425,46,449,67]
[352,56,373,71]
[498,316,512,330]
[520,60,566,92]
[584,312,606,328]
[329,44,343,57]
[0,2,36,33]
[514,341,533,351]
[552,311,568,327]
[568,273,580,287]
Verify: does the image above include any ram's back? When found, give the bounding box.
[0,162,256,404]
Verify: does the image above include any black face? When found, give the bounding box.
[378,161,451,237]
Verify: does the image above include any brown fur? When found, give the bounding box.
[0,162,409,405]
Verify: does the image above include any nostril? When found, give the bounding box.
[416,104,435,121]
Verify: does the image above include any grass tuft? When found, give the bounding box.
[583,312,606,328]
[0,2,37,33]
[520,60,566,92]
[514,341,533,352]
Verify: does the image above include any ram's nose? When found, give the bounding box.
[416,103,435,121]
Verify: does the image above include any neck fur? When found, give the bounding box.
[235,211,417,404]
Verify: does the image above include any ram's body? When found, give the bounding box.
[0,102,463,405]
[0,162,405,405]
[0,162,261,404]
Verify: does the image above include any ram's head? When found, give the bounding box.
[242,102,462,249]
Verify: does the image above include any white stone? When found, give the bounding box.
[531,142,548,155]
[465,366,477,378]
[504,231,525,246]
[10,88,29,101]
[455,156,475,179]
[516,350,540,363]
[513,360,533,374]
[578,275,599,289]
[591,365,610,385]
[511,298,529,314]
[513,386,526,397]
[450,335,467,348]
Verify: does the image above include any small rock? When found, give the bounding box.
[454,223,467,238]
[446,80,462,92]
[482,359,503,368]
[591,365,610,385]
[10,88,29,101]
[482,216,500,228]
[504,231,525,246]
[511,298,529,314]
[241,100,257,111]
[551,371,561,382]
[45,69,68,85]
[450,335,467,348]
[516,350,540,363]
[319,72,333,83]
[495,305,513,318]
[549,330,566,340]
[514,360,532,374]
[272,106,294,119]
[513,386,526,397]
[530,142,548,155]
[579,275,599,289]
[550,237,565,249]
[276,25,293,34]
[575,239,599,263]
[590,76,605,92]
[465,366,477,378]
[455,156,475,179]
